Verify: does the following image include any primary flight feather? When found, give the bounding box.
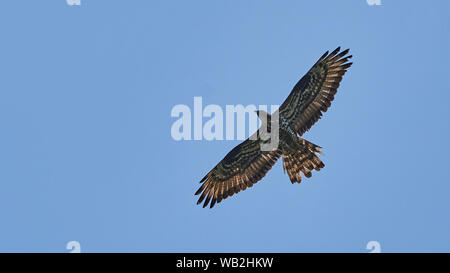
[195,47,353,208]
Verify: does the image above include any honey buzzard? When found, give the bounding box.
[195,47,352,208]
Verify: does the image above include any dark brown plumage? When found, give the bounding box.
[196,47,352,208]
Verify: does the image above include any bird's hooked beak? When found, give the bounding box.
[255,110,262,119]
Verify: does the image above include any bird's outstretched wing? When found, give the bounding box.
[195,137,281,208]
[279,47,352,135]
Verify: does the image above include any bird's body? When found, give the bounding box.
[195,47,353,208]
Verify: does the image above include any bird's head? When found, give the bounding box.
[255,110,271,123]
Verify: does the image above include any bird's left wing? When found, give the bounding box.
[279,47,352,136]
[195,137,281,208]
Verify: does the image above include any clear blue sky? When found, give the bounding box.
[1,1,449,252]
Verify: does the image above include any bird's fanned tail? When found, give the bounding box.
[281,138,324,183]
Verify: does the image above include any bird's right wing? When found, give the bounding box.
[195,137,281,208]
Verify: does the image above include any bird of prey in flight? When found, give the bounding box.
[195,47,352,208]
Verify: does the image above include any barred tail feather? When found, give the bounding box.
[281,138,325,184]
